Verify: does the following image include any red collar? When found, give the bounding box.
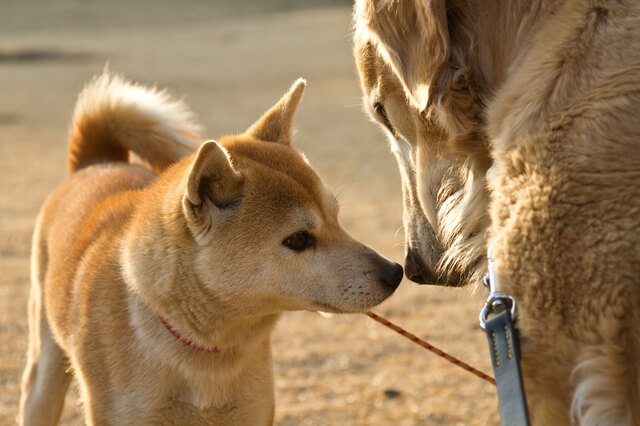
[158,315,230,353]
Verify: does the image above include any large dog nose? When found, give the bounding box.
[380,262,403,290]
[404,250,437,284]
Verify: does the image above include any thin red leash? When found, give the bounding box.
[366,311,496,386]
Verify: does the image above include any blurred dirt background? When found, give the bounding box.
[0,0,498,424]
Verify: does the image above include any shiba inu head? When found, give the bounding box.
[352,0,491,287]
[123,80,402,323]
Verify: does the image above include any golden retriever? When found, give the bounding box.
[353,0,640,424]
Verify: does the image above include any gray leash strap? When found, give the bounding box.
[485,310,530,425]
[480,247,530,426]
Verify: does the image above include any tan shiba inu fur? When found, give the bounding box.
[354,0,640,424]
[19,72,402,425]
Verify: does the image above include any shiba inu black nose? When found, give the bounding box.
[380,262,403,289]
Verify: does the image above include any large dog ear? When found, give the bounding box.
[245,79,306,145]
[183,141,244,239]
[354,0,450,111]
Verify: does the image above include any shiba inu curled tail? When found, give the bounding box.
[68,71,201,173]
[20,72,402,425]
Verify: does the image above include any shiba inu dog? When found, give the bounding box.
[354,0,640,424]
[19,72,403,425]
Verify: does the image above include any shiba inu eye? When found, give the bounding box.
[283,230,315,252]
[373,102,396,135]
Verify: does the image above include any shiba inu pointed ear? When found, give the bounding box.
[183,141,244,237]
[245,79,306,145]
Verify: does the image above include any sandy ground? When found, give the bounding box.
[0,1,499,424]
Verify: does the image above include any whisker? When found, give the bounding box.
[394,226,404,239]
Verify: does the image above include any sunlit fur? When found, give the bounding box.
[571,344,632,426]
[354,17,489,287]
[19,73,401,425]
[354,0,640,424]
[69,70,201,173]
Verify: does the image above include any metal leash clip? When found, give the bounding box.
[479,246,517,330]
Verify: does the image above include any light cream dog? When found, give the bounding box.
[354,0,640,424]
[19,72,403,425]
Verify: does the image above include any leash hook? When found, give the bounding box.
[479,245,517,330]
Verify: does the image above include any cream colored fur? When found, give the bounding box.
[69,71,201,173]
[354,0,640,424]
[19,72,402,425]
